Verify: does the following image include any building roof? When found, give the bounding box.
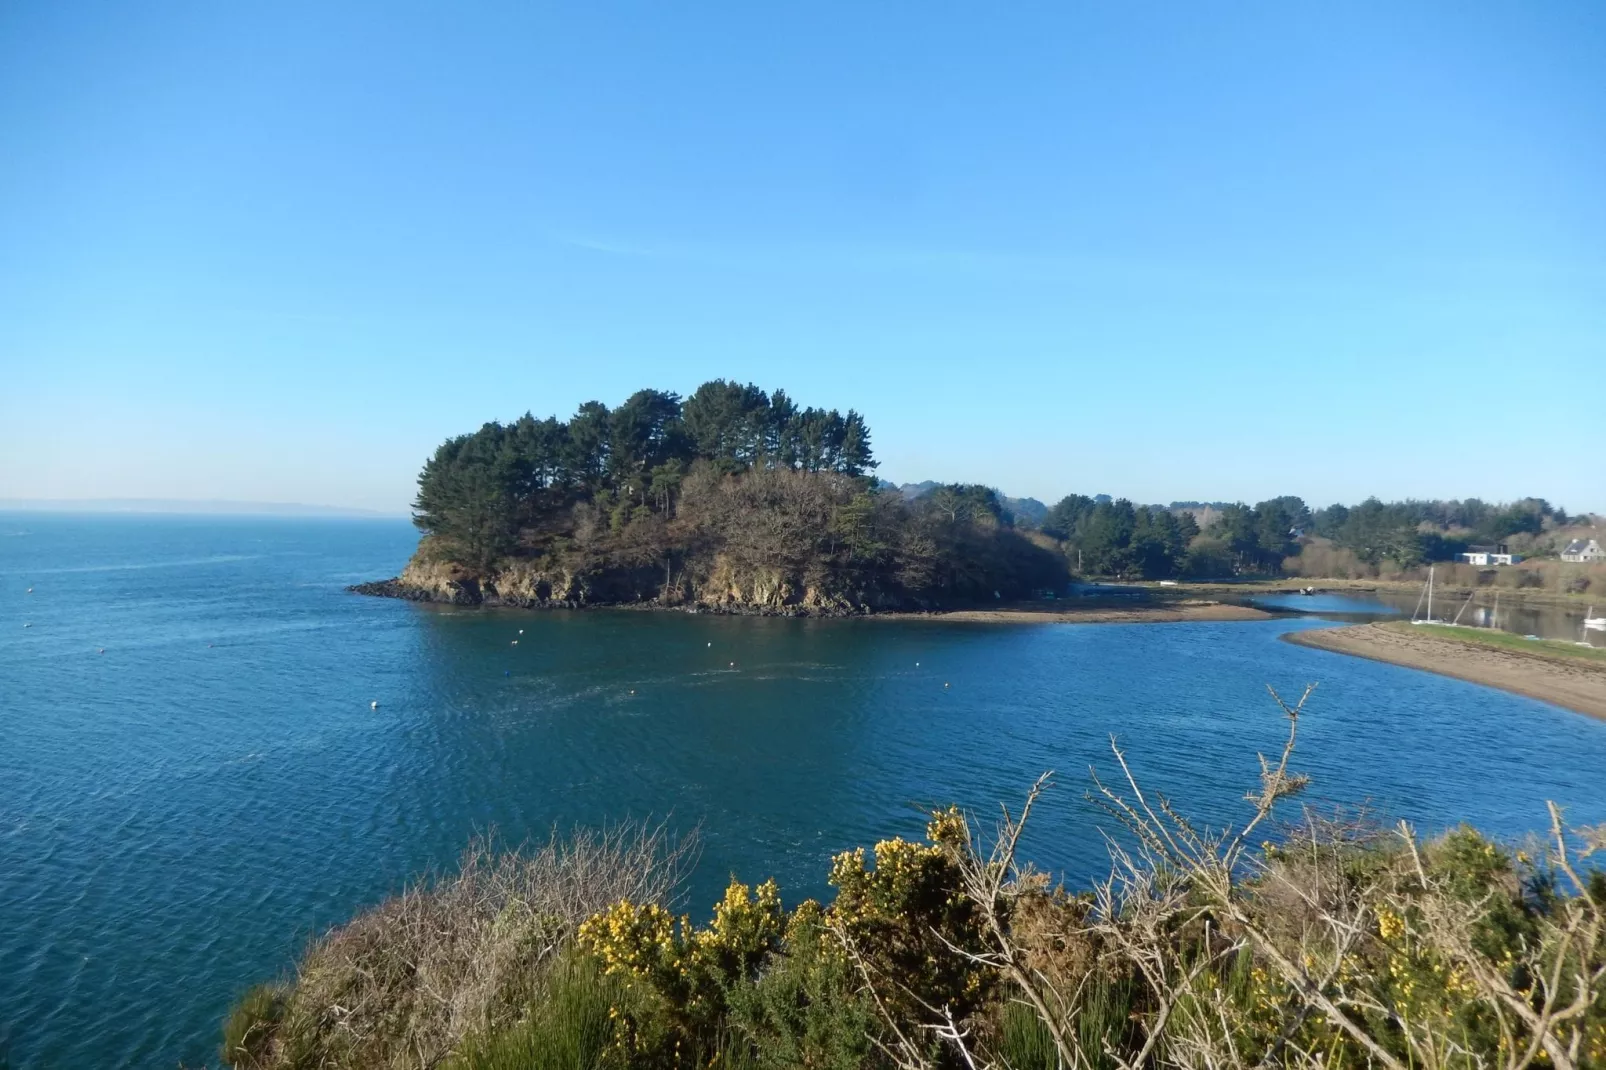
[1562,538,1601,554]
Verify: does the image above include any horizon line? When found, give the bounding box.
[0,498,411,519]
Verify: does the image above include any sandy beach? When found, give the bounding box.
[890,601,1273,625]
[1285,623,1606,720]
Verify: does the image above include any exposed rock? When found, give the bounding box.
[351,549,880,616]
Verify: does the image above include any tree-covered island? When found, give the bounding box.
[360,381,1066,612]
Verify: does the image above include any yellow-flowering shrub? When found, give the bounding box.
[824,808,992,1034]
[578,879,787,1066]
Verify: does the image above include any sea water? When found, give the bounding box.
[2,513,1604,1068]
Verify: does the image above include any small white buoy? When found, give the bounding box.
[370,700,379,709]
[944,682,950,688]
[729,661,735,667]
[518,629,524,635]
[26,587,32,594]
[629,689,636,695]
[511,640,518,646]
[915,661,920,667]
[707,641,712,647]
[22,623,30,628]
[98,648,105,654]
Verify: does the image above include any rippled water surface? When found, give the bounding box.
[3,514,1605,1069]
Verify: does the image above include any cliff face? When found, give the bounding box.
[352,549,881,615]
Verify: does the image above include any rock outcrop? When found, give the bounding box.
[350,550,879,615]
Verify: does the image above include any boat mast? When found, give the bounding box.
[1427,566,1434,622]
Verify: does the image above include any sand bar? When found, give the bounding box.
[1285,623,1606,721]
[889,601,1272,625]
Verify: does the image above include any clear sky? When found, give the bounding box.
[3,2,1603,514]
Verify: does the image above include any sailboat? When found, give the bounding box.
[1584,607,1606,632]
[1410,566,1445,625]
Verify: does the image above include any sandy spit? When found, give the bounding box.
[1284,623,1606,721]
[883,602,1273,625]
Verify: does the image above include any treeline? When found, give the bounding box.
[415,381,874,571]
[408,383,1063,608]
[1308,496,1564,567]
[1033,495,1304,579]
[410,385,1580,591]
[1026,494,1573,579]
[1041,496,1201,577]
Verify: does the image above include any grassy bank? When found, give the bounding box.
[1165,568,1606,610]
[223,692,1606,1070]
[1386,621,1606,665]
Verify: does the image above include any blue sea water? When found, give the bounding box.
[2,513,1604,1069]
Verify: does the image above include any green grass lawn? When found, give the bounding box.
[1382,621,1606,665]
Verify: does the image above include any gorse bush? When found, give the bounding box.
[227,688,1606,1070]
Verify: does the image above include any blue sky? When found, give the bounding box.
[2,2,1603,514]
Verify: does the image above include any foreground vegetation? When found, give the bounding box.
[224,690,1606,1070]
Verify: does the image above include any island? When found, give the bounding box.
[355,380,1213,619]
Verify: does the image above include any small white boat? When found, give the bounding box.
[1583,607,1606,632]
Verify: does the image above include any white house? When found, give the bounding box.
[1462,551,1522,566]
[1561,538,1605,563]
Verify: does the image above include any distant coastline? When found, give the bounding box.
[0,498,403,518]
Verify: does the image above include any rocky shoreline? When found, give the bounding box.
[348,575,1276,625]
[346,576,875,617]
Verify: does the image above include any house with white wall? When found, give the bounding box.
[1561,538,1604,563]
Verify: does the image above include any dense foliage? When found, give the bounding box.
[1309,497,1563,568]
[409,385,1583,592]
[1032,493,1577,580]
[1042,496,1202,578]
[408,383,1064,609]
[414,382,874,571]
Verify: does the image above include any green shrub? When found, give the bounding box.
[724,903,876,1070]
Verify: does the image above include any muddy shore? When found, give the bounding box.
[1285,623,1606,721]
